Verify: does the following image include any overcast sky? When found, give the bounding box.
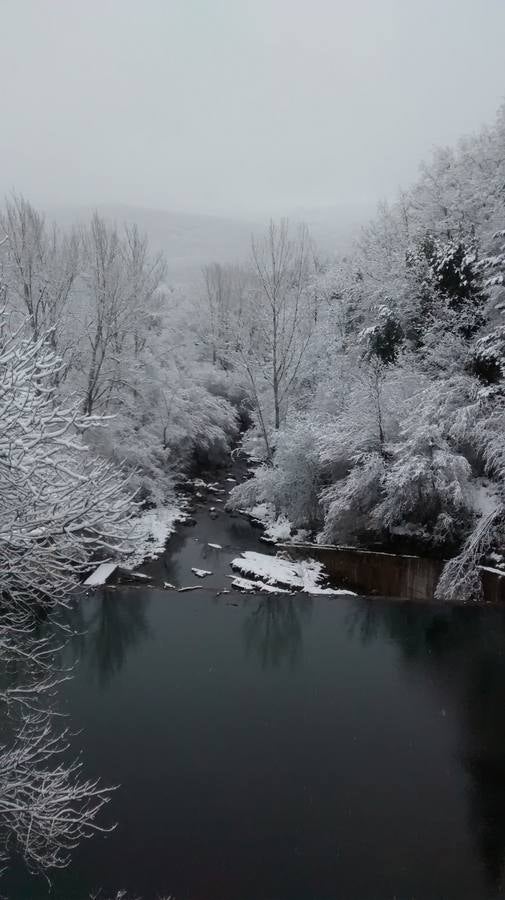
[2,0,505,219]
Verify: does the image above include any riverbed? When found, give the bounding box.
[5,463,505,899]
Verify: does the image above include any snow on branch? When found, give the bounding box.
[0,310,135,610]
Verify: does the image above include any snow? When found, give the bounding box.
[472,481,501,518]
[208,542,222,550]
[164,581,176,589]
[125,503,186,569]
[488,552,504,564]
[191,568,212,578]
[84,562,118,586]
[230,551,355,595]
[232,552,302,588]
[247,503,273,525]
[240,505,308,547]
[264,515,292,543]
[230,575,290,594]
[241,503,296,544]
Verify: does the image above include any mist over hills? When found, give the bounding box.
[48,202,369,285]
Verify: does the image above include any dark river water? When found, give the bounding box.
[5,466,505,900]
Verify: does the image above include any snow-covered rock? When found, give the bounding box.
[84,562,118,586]
[230,575,290,594]
[125,503,186,569]
[191,568,212,578]
[230,551,355,595]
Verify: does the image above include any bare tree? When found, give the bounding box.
[232,220,314,457]
[79,214,165,416]
[0,711,114,873]
[0,195,79,362]
[202,262,247,367]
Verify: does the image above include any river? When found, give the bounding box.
[4,461,505,899]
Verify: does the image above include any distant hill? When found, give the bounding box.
[49,204,257,287]
[288,201,374,258]
[48,202,370,286]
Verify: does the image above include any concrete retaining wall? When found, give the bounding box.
[277,542,505,604]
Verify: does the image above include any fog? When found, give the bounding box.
[2,0,505,221]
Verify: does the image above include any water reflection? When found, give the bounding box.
[64,588,151,686]
[243,595,313,669]
[346,598,505,893]
[0,608,113,879]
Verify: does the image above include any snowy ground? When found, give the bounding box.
[124,503,187,570]
[244,503,309,544]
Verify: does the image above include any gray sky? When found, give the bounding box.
[2,0,505,219]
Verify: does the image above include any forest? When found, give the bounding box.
[2,103,505,620]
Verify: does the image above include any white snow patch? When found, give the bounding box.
[125,503,185,569]
[242,504,298,545]
[164,581,176,590]
[208,542,222,550]
[84,562,118,586]
[472,481,501,518]
[488,552,504,565]
[298,559,356,595]
[229,575,290,594]
[230,551,355,596]
[191,568,212,578]
[264,515,292,543]
[247,503,273,525]
[232,552,301,588]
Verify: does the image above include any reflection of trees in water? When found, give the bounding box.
[63,588,151,686]
[0,610,112,877]
[243,595,313,669]
[346,598,505,891]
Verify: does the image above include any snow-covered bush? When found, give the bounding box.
[320,452,386,545]
[229,417,324,530]
[374,427,474,548]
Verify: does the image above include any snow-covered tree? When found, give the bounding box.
[0,311,133,609]
[0,194,79,361]
[230,220,315,457]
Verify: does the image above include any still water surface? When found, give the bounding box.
[6,473,505,900]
